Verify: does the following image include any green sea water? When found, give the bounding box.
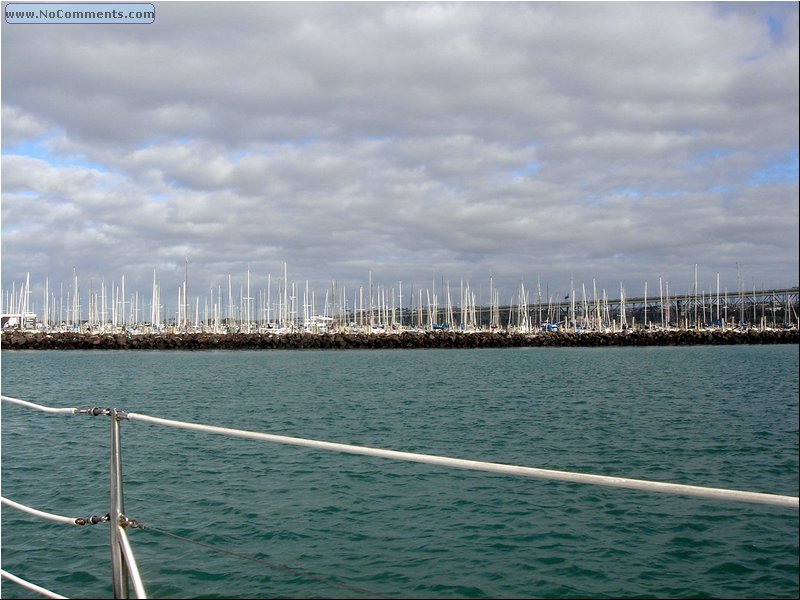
[1,345,798,599]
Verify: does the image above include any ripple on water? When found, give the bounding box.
[1,346,797,599]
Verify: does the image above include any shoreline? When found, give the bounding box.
[1,328,798,350]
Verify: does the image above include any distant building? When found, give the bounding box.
[1,312,37,329]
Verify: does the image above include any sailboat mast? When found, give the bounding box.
[644,281,648,330]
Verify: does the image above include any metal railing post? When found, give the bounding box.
[110,407,129,599]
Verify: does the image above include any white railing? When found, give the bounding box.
[2,393,798,599]
[2,396,147,599]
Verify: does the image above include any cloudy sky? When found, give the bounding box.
[2,1,798,315]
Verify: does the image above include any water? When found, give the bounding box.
[1,345,798,599]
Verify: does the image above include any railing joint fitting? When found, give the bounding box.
[119,514,140,529]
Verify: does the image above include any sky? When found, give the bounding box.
[1,1,798,317]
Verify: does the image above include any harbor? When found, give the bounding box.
[2,267,798,343]
[3,3,798,598]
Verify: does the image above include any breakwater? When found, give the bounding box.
[2,328,797,350]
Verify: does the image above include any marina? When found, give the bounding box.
[3,4,797,597]
[2,266,798,337]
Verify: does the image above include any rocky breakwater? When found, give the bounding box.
[2,328,798,350]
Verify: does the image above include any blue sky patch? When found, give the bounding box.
[511,162,541,179]
[3,132,110,173]
[749,149,799,186]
